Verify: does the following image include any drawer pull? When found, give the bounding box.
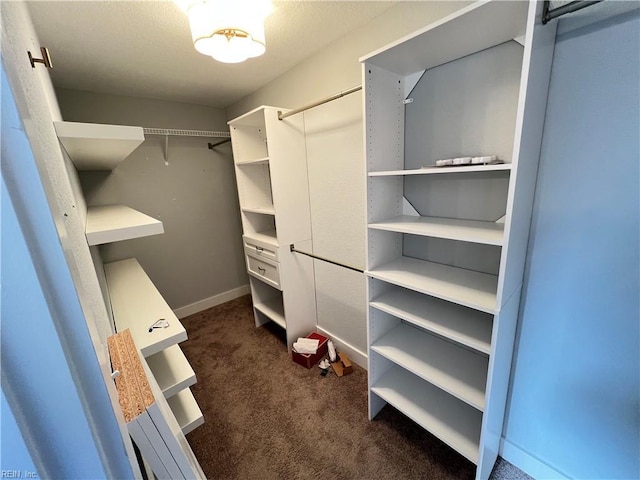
[255,246,264,254]
[257,266,266,274]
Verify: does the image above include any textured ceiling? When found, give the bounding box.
[27,1,396,108]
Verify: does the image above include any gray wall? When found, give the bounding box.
[503,6,640,479]
[57,89,248,311]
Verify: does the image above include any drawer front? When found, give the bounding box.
[243,241,278,262]
[246,253,281,290]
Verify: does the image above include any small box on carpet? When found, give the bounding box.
[292,332,328,369]
[331,352,353,377]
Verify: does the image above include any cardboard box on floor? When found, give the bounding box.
[331,352,353,377]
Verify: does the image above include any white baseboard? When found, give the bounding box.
[500,439,569,480]
[316,326,368,369]
[173,284,250,319]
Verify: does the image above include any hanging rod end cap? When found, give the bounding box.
[289,243,295,252]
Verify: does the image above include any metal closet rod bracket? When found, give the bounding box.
[289,243,364,273]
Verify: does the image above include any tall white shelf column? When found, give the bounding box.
[229,106,317,350]
[54,121,204,438]
[361,1,556,479]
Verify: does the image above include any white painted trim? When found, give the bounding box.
[500,438,570,480]
[173,285,250,319]
[316,326,368,369]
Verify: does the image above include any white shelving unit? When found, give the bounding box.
[86,204,164,246]
[54,121,144,171]
[229,106,317,350]
[54,119,205,465]
[361,1,556,478]
[105,258,203,431]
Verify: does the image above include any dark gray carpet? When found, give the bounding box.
[181,295,528,480]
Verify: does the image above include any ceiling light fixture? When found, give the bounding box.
[176,0,272,64]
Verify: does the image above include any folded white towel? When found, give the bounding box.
[293,338,320,354]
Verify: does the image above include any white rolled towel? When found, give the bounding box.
[293,337,319,354]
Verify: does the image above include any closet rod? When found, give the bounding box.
[542,0,602,24]
[289,244,364,274]
[143,127,230,138]
[208,138,232,149]
[278,85,362,121]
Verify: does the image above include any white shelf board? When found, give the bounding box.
[371,323,488,410]
[54,121,144,171]
[236,156,269,166]
[360,0,528,75]
[371,365,481,464]
[228,105,269,128]
[367,257,498,314]
[105,258,187,357]
[146,345,196,399]
[243,230,278,248]
[86,205,164,246]
[369,215,504,246]
[370,288,492,355]
[254,297,286,329]
[166,388,204,436]
[368,164,512,177]
[242,206,276,216]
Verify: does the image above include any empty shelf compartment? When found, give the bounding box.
[371,365,482,464]
[371,323,488,410]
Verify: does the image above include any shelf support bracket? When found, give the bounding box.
[163,135,169,166]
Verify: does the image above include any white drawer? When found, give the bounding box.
[246,253,281,290]
[243,237,278,261]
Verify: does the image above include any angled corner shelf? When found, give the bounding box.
[86,204,164,245]
[105,258,186,357]
[54,121,144,171]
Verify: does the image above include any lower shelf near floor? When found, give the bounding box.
[167,388,204,436]
[370,365,482,464]
[371,323,488,411]
[254,297,286,329]
[105,257,204,437]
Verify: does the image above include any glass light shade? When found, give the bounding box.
[186,0,270,63]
